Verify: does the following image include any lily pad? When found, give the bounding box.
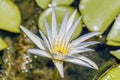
[107,14,120,46]
[51,0,74,6]
[0,38,8,50]
[35,0,74,9]
[35,0,51,9]
[110,50,120,60]
[107,41,120,46]
[99,65,120,80]
[38,6,82,40]
[0,0,21,33]
[79,0,120,33]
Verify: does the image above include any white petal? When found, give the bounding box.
[71,41,100,49]
[78,56,98,70]
[28,49,50,58]
[63,55,75,59]
[39,30,51,51]
[59,10,68,39]
[52,7,57,38]
[51,53,58,59]
[20,25,45,50]
[66,10,77,32]
[65,16,82,43]
[69,48,94,55]
[53,60,64,78]
[44,19,53,47]
[71,32,101,46]
[64,57,94,69]
[64,55,98,69]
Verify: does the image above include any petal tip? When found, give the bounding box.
[94,65,99,70]
[91,63,98,70]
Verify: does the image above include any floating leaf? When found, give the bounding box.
[107,14,120,46]
[0,0,21,33]
[51,0,74,6]
[79,0,120,33]
[110,50,120,60]
[38,6,82,40]
[35,0,51,9]
[99,65,120,80]
[0,38,8,50]
[35,0,74,9]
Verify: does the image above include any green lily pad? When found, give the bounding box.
[107,41,120,46]
[35,0,51,9]
[110,50,120,60]
[99,65,120,80]
[35,0,74,9]
[107,14,120,46]
[38,6,82,40]
[0,0,21,33]
[0,38,8,50]
[51,0,74,6]
[79,0,120,33]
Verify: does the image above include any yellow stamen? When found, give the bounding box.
[52,41,68,55]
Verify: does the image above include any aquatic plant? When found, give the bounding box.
[20,7,100,78]
[0,0,120,80]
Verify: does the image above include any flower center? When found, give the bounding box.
[52,43,68,55]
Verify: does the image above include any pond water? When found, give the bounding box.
[0,0,120,80]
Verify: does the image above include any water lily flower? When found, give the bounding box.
[20,8,100,78]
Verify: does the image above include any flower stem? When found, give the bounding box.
[52,67,58,80]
